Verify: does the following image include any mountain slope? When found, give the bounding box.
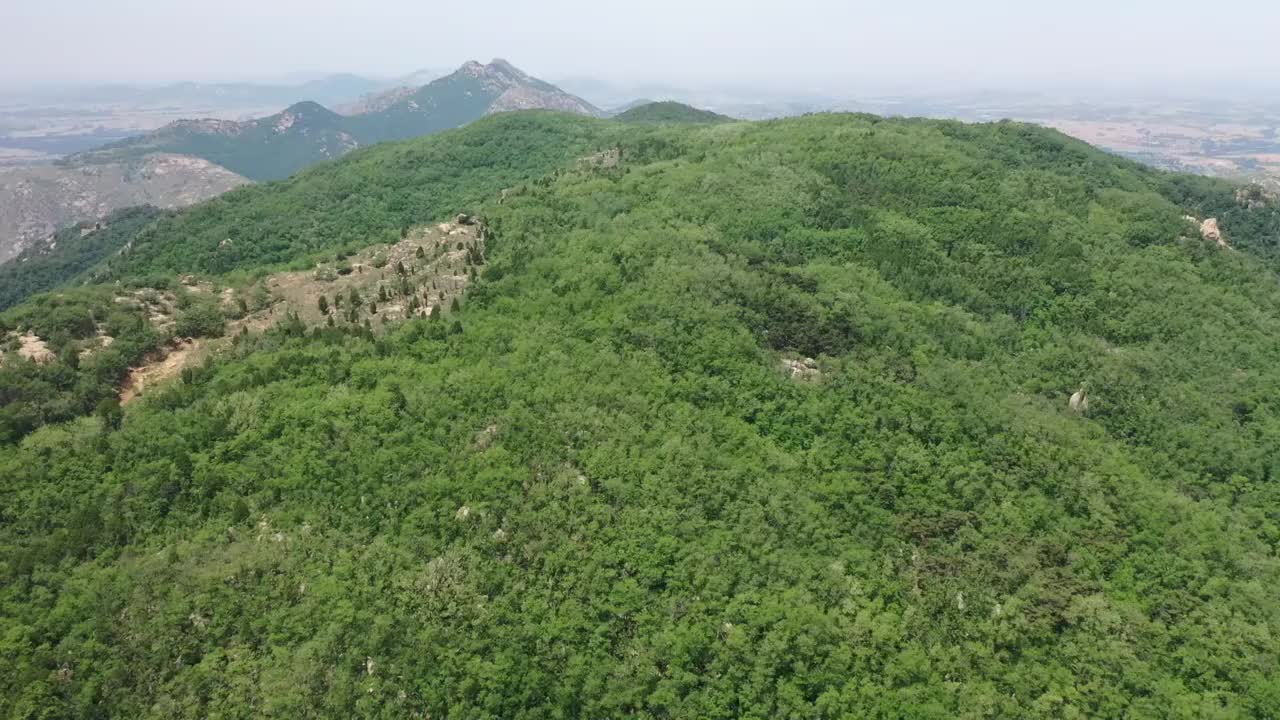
[65,61,600,182]
[3,112,1280,717]
[0,154,247,263]
[614,100,733,123]
[68,102,360,181]
[101,112,605,275]
[0,205,169,311]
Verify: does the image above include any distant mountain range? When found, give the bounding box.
[4,74,384,111]
[64,60,601,182]
[0,60,598,264]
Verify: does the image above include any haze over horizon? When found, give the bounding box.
[5,0,1279,99]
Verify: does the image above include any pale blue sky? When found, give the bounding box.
[4,0,1277,93]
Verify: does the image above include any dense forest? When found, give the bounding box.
[2,111,1280,718]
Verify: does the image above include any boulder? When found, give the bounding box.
[1069,387,1089,415]
[782,356,821,381]
[1200,218,1228,249]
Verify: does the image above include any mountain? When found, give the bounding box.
[606,97,657,115]
[341,59,601,142]
[0,154,246,263]
[335,85,417,115]
[68,102,360,182]
[65,60,601,182]
[334,68,453,115]
[4,111,1280,716]
[614,100,734,123]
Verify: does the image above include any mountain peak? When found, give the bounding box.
[282,100,330,114]
[452,59,535,89]
[486,58,522,74]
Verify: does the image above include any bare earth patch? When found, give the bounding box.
[119,339,201,404]
[116,219,485,403]
[14,332,55,364]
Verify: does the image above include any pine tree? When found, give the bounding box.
[416,246,426,259]
[450,297,461,313]
[318,295,329,315]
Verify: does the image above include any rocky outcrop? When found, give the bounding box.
[337,86,416,116]
[0,154,248,264]
[1236,184,1277,210]
[783,356,821,381]
[1069,386,1089,414]
[1200,218,1228,248]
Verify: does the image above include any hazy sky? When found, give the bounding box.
[4,0,1278,93]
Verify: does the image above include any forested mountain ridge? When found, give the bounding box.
[614,100,734,123]
[3,111,1280,717]
[63,61,600,181]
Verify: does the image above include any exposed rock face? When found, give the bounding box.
[337,86,416,116]
[1200,218,1228,248]
[10,332,55,364]
[0,154,248,263]
[489,85,600,115]
[783,356,821,381]
[460,59,601,117]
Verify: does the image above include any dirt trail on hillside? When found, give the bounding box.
[119,340,200,404]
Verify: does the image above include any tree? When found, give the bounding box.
[95,397,123,431]
[231,498,250,523]
[318,295,330,315]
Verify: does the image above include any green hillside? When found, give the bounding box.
[615,100,734,123]
[4,111,1280,718]
[0,205,168,312]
